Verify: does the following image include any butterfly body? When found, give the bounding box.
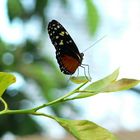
[48,20,84,75]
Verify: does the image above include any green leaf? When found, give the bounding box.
[85,0,99,35]
[70,76,89,84]
[0,72,16,97]
[102,78,140,92]
[72,92,96,99]
[7,0,25,21]
[85,69,119,91]
[74,69,119,99]
[35,0,48,15]
[54,117,117,140]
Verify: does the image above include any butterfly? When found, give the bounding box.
[48,20,85,75]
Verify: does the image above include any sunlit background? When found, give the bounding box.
[0,0,140,140]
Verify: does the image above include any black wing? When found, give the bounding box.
[48,20,83,62]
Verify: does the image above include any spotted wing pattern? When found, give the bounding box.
[48,20,83,75]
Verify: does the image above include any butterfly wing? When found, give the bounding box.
[48,20,83,74]
[56,53,81,74]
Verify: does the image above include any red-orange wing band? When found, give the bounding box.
[59,55,81,75]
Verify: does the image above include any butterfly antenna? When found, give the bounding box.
[82,35,107,53]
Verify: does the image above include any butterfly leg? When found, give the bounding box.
[81,64,91,80]
[80,65,89,80]
[76,68,80,77]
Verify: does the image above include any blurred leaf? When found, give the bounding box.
[7,0,25,21]
[19,64,55,91]
[0,72,16,97]
[85,0,99,35]
[35,0,48,15]
[60,0,68,6]
[0,114,42,136]
[0,90,42,136]
[102,78,140,92]
[34,0,48,29]
[21,63,65,89]
[70,76,89,84]
[54,117,117,140]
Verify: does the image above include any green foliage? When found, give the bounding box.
[0,69,140,140]
[0,114,42,136]
[54,117,117,140]
[85,0,99,35]
[0,0,133,139]
[70,69,119,99]
[0,72,16,97]
[7,0,25,21]
[84,69,119,91]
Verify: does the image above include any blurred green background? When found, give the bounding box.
[1,0,140,140]
[0,0,99,138]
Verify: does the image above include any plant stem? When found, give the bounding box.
[32,112,55,120]
[33,81,88,111]
[0,81,88,116]
[0,108,34,115]
[0,97,8,111]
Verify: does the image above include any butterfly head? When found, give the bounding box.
[80,53,84,58]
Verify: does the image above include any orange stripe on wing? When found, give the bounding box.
[61,55,81,74]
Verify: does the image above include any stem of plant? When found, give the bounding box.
[0,81,88,116]
[33,81,88,112]
[0,97,8,111]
